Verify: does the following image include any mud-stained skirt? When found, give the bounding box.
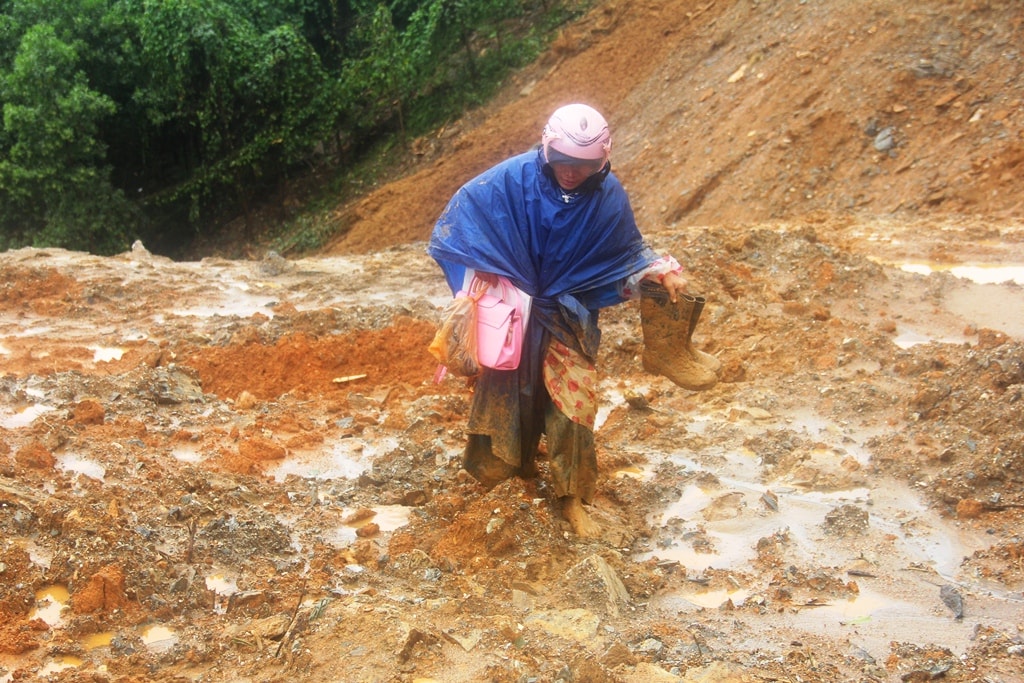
[463,325,599,503]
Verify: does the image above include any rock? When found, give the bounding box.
[569,655,618,683]
[873,126,896,151]
[727,405,772,421]
[955,498,985,519]
[620,662,681,682]
[226,613,291,640]
[343,507,376,524]
[71,398,105,425]
[822,504,869,536]
[235,390,259,409]
[356,522,380,538]
[238,435,287,461]
[625,390,650,410]
[676,660,751,682]
[142,367,205,405]
[702,491,745,521]
[14,441,55,470]
[636,637,665,660]
[564,555,631,617]
[402,489,428,506]
[441,629,481,652]
[72,564,130,614]
[256,251,292,277]
[227,590,268,614]
[511,588,533,611]
[398,627,438,663]
[524,608,600,644]
[909,383,950,416]
[601,640,637,668]
[939,584,964,619]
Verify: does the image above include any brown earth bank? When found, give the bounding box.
[2,1,1024,682]
[325,0,1024,256]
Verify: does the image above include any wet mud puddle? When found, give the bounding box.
[880,256,1024,341]
[613,393,1023,663]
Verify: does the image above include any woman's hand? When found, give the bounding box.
[472,271,499,291]
[661,271,688,303]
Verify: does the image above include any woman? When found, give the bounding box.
[429,103,691,537]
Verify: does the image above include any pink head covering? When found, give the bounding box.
[542,103,611,164]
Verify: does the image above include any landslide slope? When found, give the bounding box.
[326,0,1024,255]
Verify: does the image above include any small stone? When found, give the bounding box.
[955,499,985,519]
[355,522,380,538]
[939,584,964,619]
[634,638,667,659]
[343,507,376,525]
[873,127,895,151]
[72,399,105,425]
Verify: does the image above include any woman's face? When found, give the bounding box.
[550,160,603,191]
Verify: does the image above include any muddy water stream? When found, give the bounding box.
[624,403,1022,662]
[1,588,110,683]
[622,366,1022,667]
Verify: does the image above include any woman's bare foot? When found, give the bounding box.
[561,496,600,538]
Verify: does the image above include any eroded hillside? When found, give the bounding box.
[327,0,1023,254]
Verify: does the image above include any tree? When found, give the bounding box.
[131,0,338,231]
[0,0,571,255]
[342,5,413,140]
[0,22,132,253]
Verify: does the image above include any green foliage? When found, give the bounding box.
[0,0,587,257]
[0,21,132,253]
[131,0,339,224]
[341,5,409,136]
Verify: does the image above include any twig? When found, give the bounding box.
[276,584,306,658]
[983,502,1024,511]
[185,518,197,564]
[689,628,707,659]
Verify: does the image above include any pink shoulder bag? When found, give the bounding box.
[463,276,528,371]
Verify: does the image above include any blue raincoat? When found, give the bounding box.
[428,148,657,483]
[429,148,655,354]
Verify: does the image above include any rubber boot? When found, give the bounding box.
[640,282,718,391]
[687,294,722,374]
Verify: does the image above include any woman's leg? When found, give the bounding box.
[464,325,549,485]
[462,433,518,488]
[463,386,548,486]
[544,402,598,503]
[544,401,601,537]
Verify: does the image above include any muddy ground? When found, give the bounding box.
[1,219,1022,682]
[3,1,1024,682]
